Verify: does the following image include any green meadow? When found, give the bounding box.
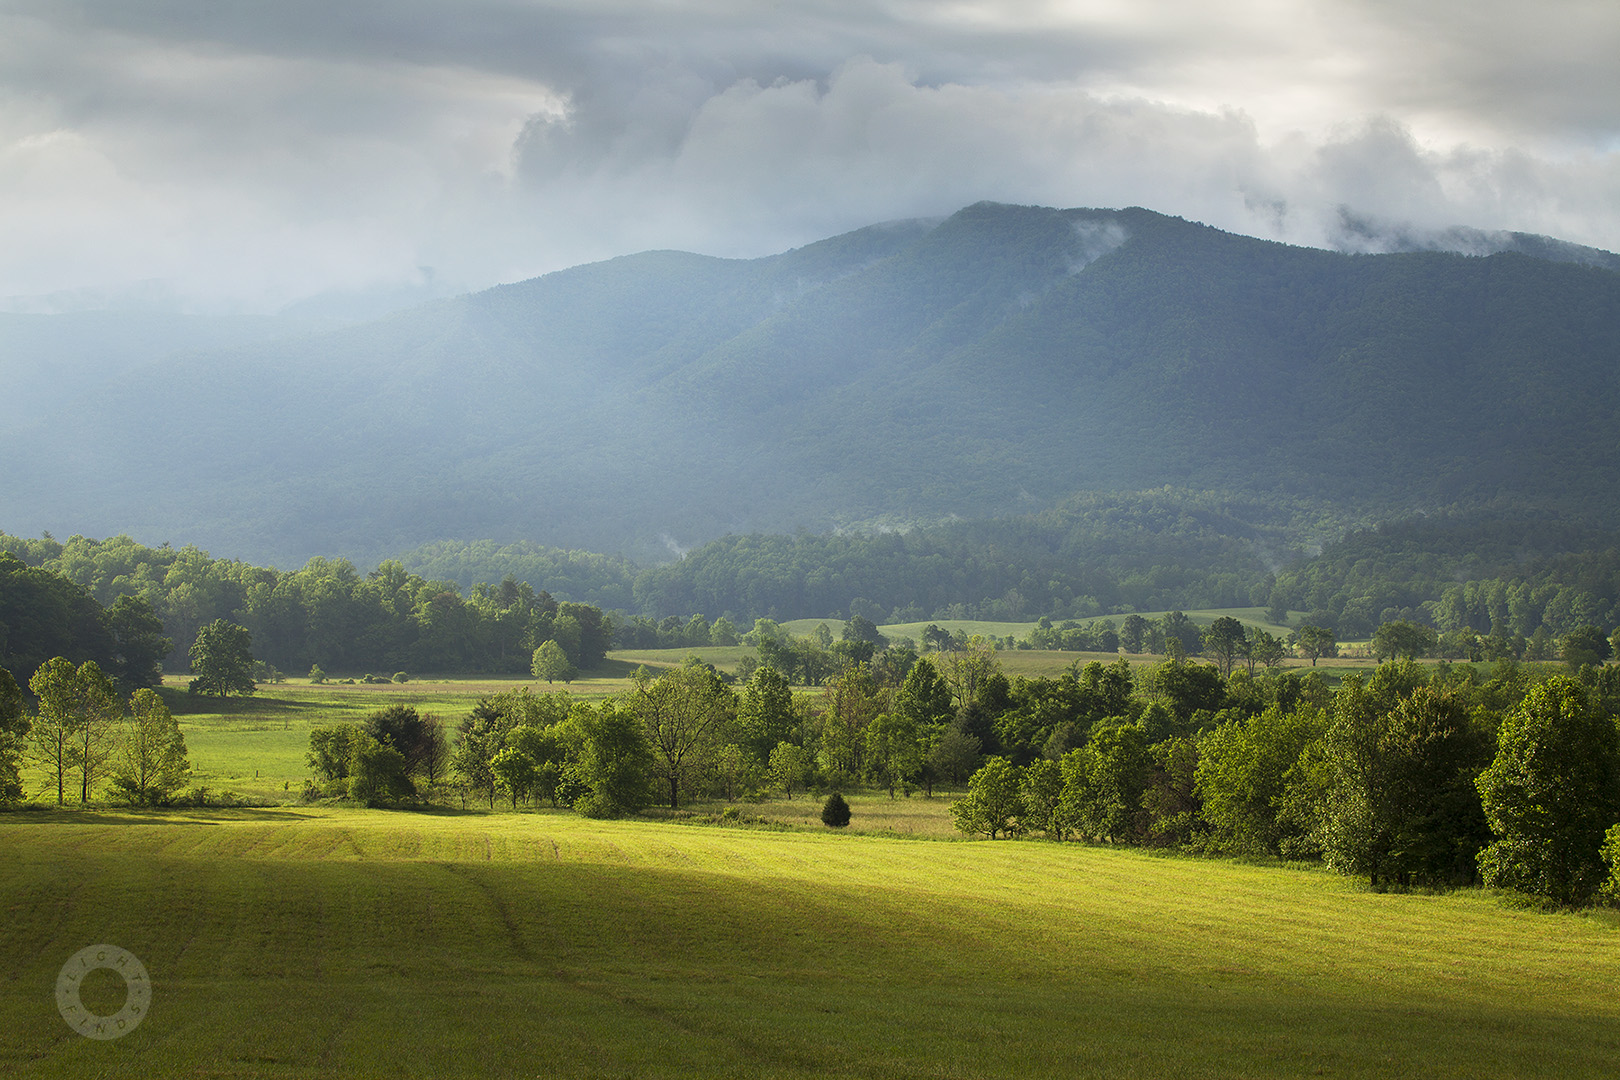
[4,806,1620,1079]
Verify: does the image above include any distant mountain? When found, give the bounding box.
[4,203,1618,568]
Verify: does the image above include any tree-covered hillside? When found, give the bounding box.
[4,202,1618,567]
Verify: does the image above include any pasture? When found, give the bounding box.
[3,806,1619,1078]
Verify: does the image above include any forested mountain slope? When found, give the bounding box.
[4,203,1617,568]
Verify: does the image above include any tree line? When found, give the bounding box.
[951,658,1620,907]
[0,537,611,678]
[294,619,1620,908]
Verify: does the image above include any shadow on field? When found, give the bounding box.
[590,656,663,678]
[157,687,347,717]
[6,838,1618,1079]
[0,806,321,825]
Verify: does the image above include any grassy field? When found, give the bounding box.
[3,804,1619,1078]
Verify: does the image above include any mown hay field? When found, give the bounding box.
[3,806,1619,1078]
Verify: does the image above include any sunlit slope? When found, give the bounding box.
[4,809,1619,1078]
[7,202,1620,566]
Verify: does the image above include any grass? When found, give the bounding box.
[3,805,1620,1078]
[608,646,757,675]
[845,618,1038,642]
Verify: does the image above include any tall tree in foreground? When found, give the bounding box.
[111,688,191,805]
[29,657,119,804]
[1477,676,1620,905]
[188,619,256,697]
[1318,679,1487,887]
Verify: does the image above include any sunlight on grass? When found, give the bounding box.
[3,808,1620,1077]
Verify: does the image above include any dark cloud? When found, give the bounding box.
[1,1,1616,308]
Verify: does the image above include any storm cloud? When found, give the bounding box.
[2,0,1616,309]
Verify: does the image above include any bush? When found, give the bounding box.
[308,664,327,684]
[392,671,410,683]
[821,791,852,827]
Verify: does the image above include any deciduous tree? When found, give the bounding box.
[188,619,256,697]
[571,701,652,817]
[1202,616,1247,677]
[111,688,190,806]
[951,757,1024,839]
[29,657,119,804]
[630,662,734,809]
[767,741,811,799]
[863,711,922,798]
[530,640,575,684]
[738,664,796,762]
[1560,625,1612,670]
[1292,625,1337,666]
[1372,620,1436,663]
[1477,676,1620,905]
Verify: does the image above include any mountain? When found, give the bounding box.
[4,203,1618,568]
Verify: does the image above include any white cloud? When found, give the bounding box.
[0,1,1616,308]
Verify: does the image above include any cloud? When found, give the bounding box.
[0,1,1616,308]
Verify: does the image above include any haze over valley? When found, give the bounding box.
[6,200,1619,581]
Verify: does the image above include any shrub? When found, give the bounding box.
[821,791,852,827]
[392,671,410,683]
[308,664,327,684]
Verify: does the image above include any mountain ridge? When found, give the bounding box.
[4,202,1618,568]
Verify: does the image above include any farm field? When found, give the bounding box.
[4,806,1619,1078]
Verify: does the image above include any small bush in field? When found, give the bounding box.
[822,792,852,828]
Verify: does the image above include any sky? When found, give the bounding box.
[3,0,1617,311]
